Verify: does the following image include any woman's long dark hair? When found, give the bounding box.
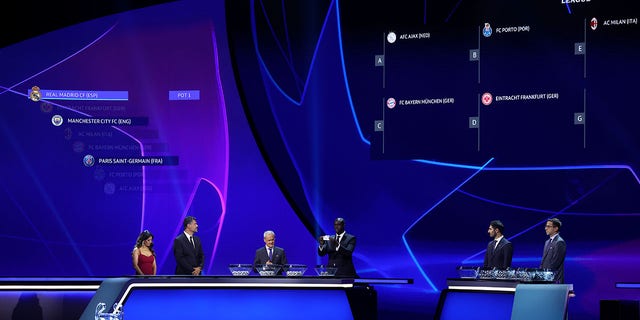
[134,230,155,256]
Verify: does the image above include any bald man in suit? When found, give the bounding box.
[318,217,358,277]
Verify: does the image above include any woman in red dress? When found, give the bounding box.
[132,230,157,275]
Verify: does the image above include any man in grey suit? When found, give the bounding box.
[318,217,358,278]
[540,218,567,283]
[173,216,204,275]
[253,230,288,274]
[483,220,513,269]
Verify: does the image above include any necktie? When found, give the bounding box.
[545,238,552,252]
[542,238,551,262]
[336,235,341,244]
[493,239,499,251]
[268,248,273,260]
[189,236,195,248]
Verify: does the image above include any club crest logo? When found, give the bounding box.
[481,92,493,106]
[483,23,492,37]
[51,115,64,126]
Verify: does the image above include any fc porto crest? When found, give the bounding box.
[483,23,493,37]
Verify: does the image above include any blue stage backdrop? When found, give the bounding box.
[1,0,639,319]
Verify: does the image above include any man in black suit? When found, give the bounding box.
[253,230,288,274]
[483,220,513,269]
[173,216,204,275]
[318,217,358,277]
[541,217,567,283]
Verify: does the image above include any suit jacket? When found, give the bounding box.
[318,233,357,277]
[173,233,204,275]
[253,246,287,274]
[540,235,566,283]
[483,238,513,269]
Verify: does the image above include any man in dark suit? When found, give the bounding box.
[483,220,513,269]
[253,230,288,274]
[541,217,567,283]
[173,216,204,275]
[318,217,358,278]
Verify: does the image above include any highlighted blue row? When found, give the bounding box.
[83,155,179,167]
[34,90,129,101]
[27,89,203,101]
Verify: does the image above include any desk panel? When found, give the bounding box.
[125,288,352,319]
[80,277,376,320]
[435,278,573,320]
[435,289,514,320]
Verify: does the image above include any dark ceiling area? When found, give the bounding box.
[0,0,176,48]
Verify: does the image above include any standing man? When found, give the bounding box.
[253,230,288,274]
[173,216,204,275]
[318,217,358,278]
[540,217,567,283]
[484,220,514,269]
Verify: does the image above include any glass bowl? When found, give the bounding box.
[256,264,282,276]
[314,265,338,276]
[283,264,308,277]
[228,264,253,276]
